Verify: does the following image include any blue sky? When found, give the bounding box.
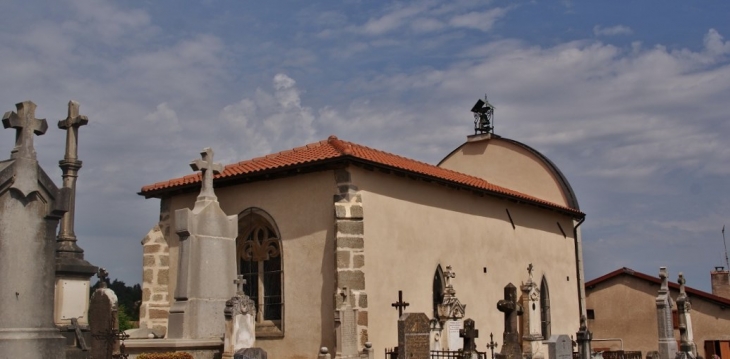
[1,0,729,293]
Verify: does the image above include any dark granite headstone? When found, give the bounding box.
[234,347,268,359]
[89,285,119,359]
[398,312,430,359]
[496,283,523,359]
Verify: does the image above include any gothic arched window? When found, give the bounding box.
[237,208,283,337]
[540,276,551,339]
[433,265,445,318]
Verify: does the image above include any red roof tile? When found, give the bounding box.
[139,136,583,216]
[585,267,730,307]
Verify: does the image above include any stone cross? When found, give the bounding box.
[97,268,109,288]
[392,290,410,317]
[191,147,223,201]
[496,283,523,359]
[659,267,669,293]
[58,100,88,162]
[234,275,246,295]
[2,101,48,160]
[527,263,534,281]
[444,265,456,291]
[460,318,479,353]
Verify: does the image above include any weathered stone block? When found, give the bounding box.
[149,309,169,319]
[350,205,363,218]
[158,269,169,285]
[337,251,351,269]
[151,294,163,302]
[337,237,364,249]
[337,221,364,235]
[143,288,152,301]
[338,270,365,290]
[144,244,161,254]
[358,311,368,326]
[358,293,368,308]
[143,255,156,266]
[143,269,154,284]
[335,204,347,219]
[353,254,365,268]
[160,255,169,266]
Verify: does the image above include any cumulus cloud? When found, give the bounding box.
[449,8,509,32]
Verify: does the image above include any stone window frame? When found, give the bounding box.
[236,207,285,338]
[432,264,445,318]
[540,276,551,339]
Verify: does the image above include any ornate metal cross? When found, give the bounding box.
[460,318,479,353]
[191,147,223,201]
[2,101,48,159]
[391,290,409,317]
[486,332,499,359]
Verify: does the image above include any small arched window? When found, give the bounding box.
[540,276,551,339]
[237,208,283,337]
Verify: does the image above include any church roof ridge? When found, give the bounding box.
[139,136,584,217]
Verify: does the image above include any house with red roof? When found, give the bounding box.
[585,267,730,358]
[137,115,587,357]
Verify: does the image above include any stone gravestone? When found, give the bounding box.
[437,265,466,351]
[335,288,359,359]
[398,313,430,359]
[544,335,572,359]
[655,267,678,359]
[223,275,258,359]
[445,319,462,350]
[234,348,268,359]
[167,147,238,340]
[460,318,479,359]
[0,101,68,359]
[496,283,523,359]
[89,269,120,359]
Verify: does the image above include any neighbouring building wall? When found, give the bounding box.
[158,170,337,358]
[351,165,580,355]
[585,275,730,356]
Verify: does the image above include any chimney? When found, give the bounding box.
[711,267,730,299]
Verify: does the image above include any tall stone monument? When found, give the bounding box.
[54,100,98,358]
[167,147,238,339]
[0,101,69,358]
[575,315,592,359]
[335,288,360,359]
[496,283,523,359]
[675,273,697,359]
[437,265,466,351]
[656,267,678,359]
[521,264,544,359]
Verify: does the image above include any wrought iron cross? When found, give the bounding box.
[391,290,409,317]
[2,101,47,159]
[486,332,499,359]
[190,147,223,201]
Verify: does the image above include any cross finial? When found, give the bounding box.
[234,275,246,295]
[444,265,456,292]
[2,101,48,159]
[58,100,88,161]
[659,267,669,292]
[97,267,109,288]
[678,272,686,294]
[527,263,534,279]
[391,290,409,317]
[190,147,223,201]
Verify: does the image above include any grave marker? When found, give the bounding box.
[545,335,572,359]
[398,313,430,359]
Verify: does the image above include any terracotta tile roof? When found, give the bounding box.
[140,136,583,216]
[585,267,730,307]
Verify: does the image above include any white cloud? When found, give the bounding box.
[449,8,508,32]
[593,25,633,37]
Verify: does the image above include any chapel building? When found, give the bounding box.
[138,105,587,358]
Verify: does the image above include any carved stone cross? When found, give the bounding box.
[58,100,88,162]
[2,101,48,159]
[527,263,534,280]
[190,147,223,201]
[234,275,246,295]
[497,283,522,335]
[460,318,479,353]
[678,273,686,294]
[658,267,669,294]
[444,265,456,291]
[391,290,409,317]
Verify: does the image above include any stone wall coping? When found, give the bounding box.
[124,338,222,349]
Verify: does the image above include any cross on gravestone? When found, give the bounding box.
[527,263,534,280]
[191,147,223,201]
[234,275,246,295]
[2,101,48,160]
[497,283,523,359]
[444,265,456,290]
[97,268,109,288]
[392,290,410,317]
[460,318,479,353]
